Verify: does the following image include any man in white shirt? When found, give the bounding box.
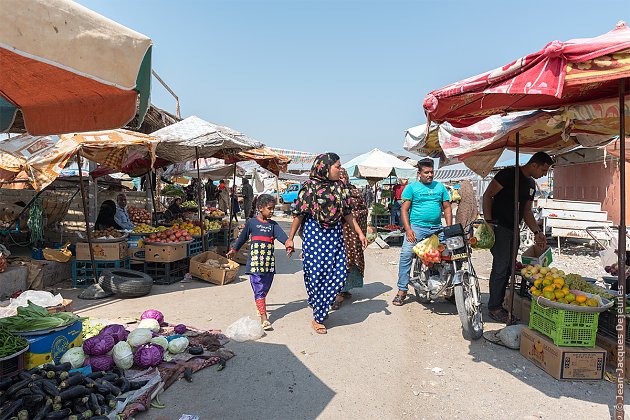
[114,193,135,230]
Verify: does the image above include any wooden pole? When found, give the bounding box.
[615,79,626,420]
[195,148,207,252]
[77,154,98,283]
[507,132,520,326]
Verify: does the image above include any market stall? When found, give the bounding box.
[420,21,630,406]
[0,299,233,419]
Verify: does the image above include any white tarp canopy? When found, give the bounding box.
[152,116,263,164]
[343,148,417,180]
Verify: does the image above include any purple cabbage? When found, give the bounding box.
[98,324,129,344]
[173,324,187,334]
[133,343,164,368]
[140,309,164,325]
[83,334,115,356]
[84,354,115,371]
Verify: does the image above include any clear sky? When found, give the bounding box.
[77,0,629,164]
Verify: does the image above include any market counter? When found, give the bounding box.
[0,266,27,300]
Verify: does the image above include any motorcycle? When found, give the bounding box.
[408,222,484,340]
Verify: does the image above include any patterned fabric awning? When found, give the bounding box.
[266,148,318,165]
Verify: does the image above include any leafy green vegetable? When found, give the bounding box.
[0,326,28,357]
[371,203,388,215]
[473,222,495,249]
[0,301,79,332]
[160,185,185,197]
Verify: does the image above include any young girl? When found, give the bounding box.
[227,194,293,330]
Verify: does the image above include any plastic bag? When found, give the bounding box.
[450,189,461,202]
[473,222,495,249]
[412,234,441,264]
[225,316,264,342]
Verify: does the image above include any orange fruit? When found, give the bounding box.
[575,295,587,304]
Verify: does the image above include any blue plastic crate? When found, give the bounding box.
[71,258,130,288]
[187,236,204,256]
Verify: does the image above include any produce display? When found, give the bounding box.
[413,235,443,264]
[128,206,152,224]
[171,220,202,236]
[525,265,605,306]
[0,326,28,358]
[0,362,144,419]
[0,302,79,332]
[146,228,193,244]
[82,319,106,340]
[206,220,222,230]
[205,207,225,218]
[132,223,164,234]
[160,184,185,197]
[564,273,615,300]
[180,201,198,210]
[383,224,402,231]
[92,228,123,239]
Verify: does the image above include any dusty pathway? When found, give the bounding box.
[59,220,624,419]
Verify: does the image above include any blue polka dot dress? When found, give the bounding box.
[302,217,347,323]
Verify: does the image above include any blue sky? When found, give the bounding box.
[78,0,628,164]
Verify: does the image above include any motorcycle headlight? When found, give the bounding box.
[445,236,465,250]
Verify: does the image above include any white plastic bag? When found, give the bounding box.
[9,290,63,309]
[497,324,525,349]
[225,316,264,342]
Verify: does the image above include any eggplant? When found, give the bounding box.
[22,393,45,410]
[94,393,104,404]
[32,398,53,420]
[13,388,33,398]
[6,379,30,397]
[16,410,28,420]
[83,377,96,389]
[60,373,84,389]
[51,402,62,411]
[86,372,103,380]
[59,385,88,400]
[40,381,59,398]
[91,416,109,420]
[17,372,32,381]
[0,398,23,420]
[128,380,148,391]
[188,346,204,355]
[0,377,12,391]
[58,371,69,382]
[94,382,109,395]
[116,377,130,394]
[100,374,118,383]
[44,371,56,380]
[43,363,71,372]
[44,408,72,419]
[29,385,47,398]
[73,400,88,414]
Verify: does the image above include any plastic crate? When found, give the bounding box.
[187,236,204,257]
[72,258,131,288]
[0,346,27,378]
[144,258,189,285]
[371,214,391,228]
[529,299,598,347]
[598,310,630,344]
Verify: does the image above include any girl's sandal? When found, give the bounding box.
[261,320,273,331]
[331,296,344,311]
[311,320,327,334]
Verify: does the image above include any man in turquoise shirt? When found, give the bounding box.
[392,159,452,306]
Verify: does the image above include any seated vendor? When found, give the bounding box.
[166,198,184,220]
[114,193,135,230]
[95,200,123,230]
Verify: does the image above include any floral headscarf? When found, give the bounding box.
[294,153,351,228]
[339,168,367,214]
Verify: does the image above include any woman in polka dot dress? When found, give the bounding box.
[288,153,368,334]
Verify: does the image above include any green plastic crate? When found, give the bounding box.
[529,300,598,347]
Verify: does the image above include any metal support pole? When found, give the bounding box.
[615,79,626,420]
[226,163,237,247]
[148,171,158,225]
[77,154,98,283]
[507,132,520,326]
[195,148,207,252]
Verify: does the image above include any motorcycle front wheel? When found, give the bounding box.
[454,272,483,340]
[411,257,430,303]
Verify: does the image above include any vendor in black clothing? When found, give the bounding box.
[95,200,122,230]
[166,198,184,220]
[482,152,553,323]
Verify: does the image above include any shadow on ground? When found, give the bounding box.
[139,341,335,420]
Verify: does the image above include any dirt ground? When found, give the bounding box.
[56,219,626,419]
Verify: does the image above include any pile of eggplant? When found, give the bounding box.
[0,362,147,420]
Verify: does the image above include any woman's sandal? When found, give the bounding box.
[392,292,407,306]
[311,320,327,334]
[261,320,273,331]
[331,296,344,311]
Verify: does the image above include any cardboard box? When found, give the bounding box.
[24,320,83,369]
[128,247,145,264]
[521,245,553,267]
[215,244,250,265]
[520,327,606,381]
[76,241,128,261]
[190,251,240,285]
[144,243,187,263]
[596,333,630,376]
[46,299,73,314]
